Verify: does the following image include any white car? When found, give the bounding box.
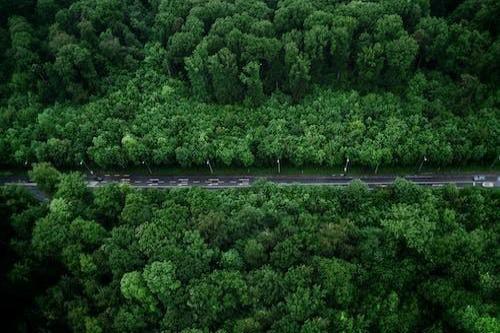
[482,182,494,188]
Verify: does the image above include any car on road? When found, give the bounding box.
[482,182,494,188]
[473,175,486,181]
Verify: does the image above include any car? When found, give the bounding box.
[482,182,494,188]
[93,176,103,182]
[473,175,486,181]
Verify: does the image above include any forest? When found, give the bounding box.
[0,1,499,332]
[0,0,499,169]
[1,171,499,332]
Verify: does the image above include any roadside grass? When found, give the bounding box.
[78,163,500,177]
[2,163,499,178]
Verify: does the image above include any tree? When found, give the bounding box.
[284,286,325,322]
[31,198,73,258]
[187,270,248,327]
[356,43,384,85]
[244,238,267,269]
[381,203,437,255]
[208,48,243,104]
[93,184,126,223]
[120,271,157,312]
[53,44,97,102]
[240,61,265,106]
[142,260,181,306]
[120,191,153,226]
[54,172,91,209]
[284,42,311,101]
[185,43,211,101]
[28,162,60,194]
[414,17,449,66]
[316,257,355,306]
[7,16,39,93]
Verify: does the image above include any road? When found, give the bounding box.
[2,173,499,193]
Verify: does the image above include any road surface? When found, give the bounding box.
[1,173,499,193]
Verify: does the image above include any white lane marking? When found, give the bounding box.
[4,182,37,186]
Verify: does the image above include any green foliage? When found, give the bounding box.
[2,181,499,331]
[2,69,498,169]
[0,0,498,169]
[28,162,61,194]
[1,2,499,331]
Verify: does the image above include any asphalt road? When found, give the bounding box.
[2,173,499,192]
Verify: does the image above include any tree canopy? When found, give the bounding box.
[0,0,498,170]
[1,176,499,332]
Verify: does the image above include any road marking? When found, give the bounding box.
[5,183,36,186]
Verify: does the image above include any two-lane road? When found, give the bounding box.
[2,173,499,192]
[89,174,499,189]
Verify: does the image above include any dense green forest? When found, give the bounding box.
[1,2,499,332]
[1,173,499,332]
[0,0,499,169]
